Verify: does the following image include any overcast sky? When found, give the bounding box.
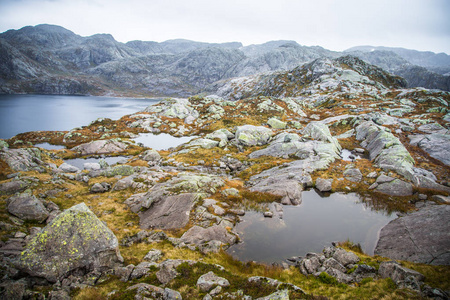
[1,0,449,54]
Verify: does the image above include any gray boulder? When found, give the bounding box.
[71,139,129,155]
[378,261,425,285]
[302,122,341,151]
[180,225,237,247]
[125,173,224,229]
[205,129,234,147]
[375,204,450,265]
[235,125,274,146]
[343,167,363,182]
[196,271,230,292]
[58,163,80,173]
[0,180,30,195]
[141,149,161,161]
[7,192,49,223]
[126,282,183,300]
[332,248,360,266]
[17,203,123,282]
[90,182,111,193]
[156,259,194,285]
[375,178,413,196]
[325,267,353,284]
[143,249,162,263]
[138,193,199,230]
[410,133,450,166]
[316,178,333,192]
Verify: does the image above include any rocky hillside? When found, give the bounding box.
[1,24,449,96]
[0,50,449,299]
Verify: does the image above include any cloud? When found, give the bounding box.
[0,0,449,53]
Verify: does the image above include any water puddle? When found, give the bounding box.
[227,190,396,264]
[133,133,197,150]
[64,156,129,169]
[34,143,66,150]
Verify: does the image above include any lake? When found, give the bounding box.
[0,94,160,139]
[227,190,396,264]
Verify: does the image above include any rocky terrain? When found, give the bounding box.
[1,24,450,97]
[1,41,450,298]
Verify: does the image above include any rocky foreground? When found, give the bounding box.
[0,56,449,299]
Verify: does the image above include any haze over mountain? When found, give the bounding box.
[1,24,449,96]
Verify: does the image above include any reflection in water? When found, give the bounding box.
[133,133,197,150]
[227,190,396,263]
[64,156,129,169]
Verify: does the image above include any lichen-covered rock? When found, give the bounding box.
[196,271,230,292]
[143,98,199,120]
[302,122,341,151]
[356,121,415,181]
[102,165,134,177]
[71,139,129,155]
[143,249,162,263]
[256,289,289,300]
[267,118,287,129]
[205,129,234,147]
[0,147,46,172]
[187,138,219,149]
[7,192,49,223]
[235,125,274,146]
[17,203,123,283]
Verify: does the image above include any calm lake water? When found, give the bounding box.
[227,190,396,264]
[64,156,130,169]
[0,95,160,139]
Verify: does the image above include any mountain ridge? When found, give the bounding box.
[1,24,449,96]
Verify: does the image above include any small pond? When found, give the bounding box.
[64,156,129,170]
[34,143,66,150]
[133,133,197,150]
[227,190,396,264]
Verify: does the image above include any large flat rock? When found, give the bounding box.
[375,204,450,265]
[138,193,199,230]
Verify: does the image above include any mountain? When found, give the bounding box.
[208,56,407,100]
[345,45,450,70]
[344,46,450,91]
[0,24,449,96]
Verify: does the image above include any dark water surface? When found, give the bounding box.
[0,95,160,139]
[227,190,396,264]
